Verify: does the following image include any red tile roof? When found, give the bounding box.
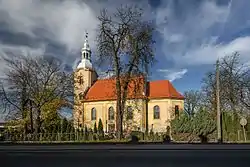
[83,77,184,102]
[148,80,184,99]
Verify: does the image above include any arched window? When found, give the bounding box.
[91,108,96,120]
[126,106,133,120]
[108,107,115,120]
[83,52,86,59]
[175,105,179,117]
[153,105,160,119]
[86,52,89,59]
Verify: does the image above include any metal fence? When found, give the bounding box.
[216,130,250,143]
[1,131,250,143]
[3,133,86,142]
[1,131,166,142]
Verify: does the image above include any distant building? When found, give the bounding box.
[73,33,184,133]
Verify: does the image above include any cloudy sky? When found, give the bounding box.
[0,0,250,96]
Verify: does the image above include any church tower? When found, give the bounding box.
[73,32,98,128]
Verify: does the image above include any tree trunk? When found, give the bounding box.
[116,95,123,140]
[114,51,123,140]
[35,109,42,134]
[21,100,28,135]
[29,100,34,133]
[30,110,34,133]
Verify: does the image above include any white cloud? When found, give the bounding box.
[0,0,153,71]
[155,0,250,67]
[0,43,46,78]
[167,34,185,43]
[0,0,99,53]
[181,36,250,66]
[1,0,249,82]
[0,0,152,53]
[158,69,188,82]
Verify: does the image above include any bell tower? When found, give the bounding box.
[73,32,98,128]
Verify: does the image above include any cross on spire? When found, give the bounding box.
[85,31,88,39]
[85,31,89,43]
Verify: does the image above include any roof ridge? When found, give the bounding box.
[149,79,170,83]
[97,75,145,81]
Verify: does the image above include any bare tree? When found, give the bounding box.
[202,52,250,115]
[96,5,155,139]
[201,71,216,113]
[184,90,202,116]
[239,69,250,110]
[0,54,73,134]
[1,54,34,133]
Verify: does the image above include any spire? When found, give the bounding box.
[77,31,93,69]
[81,31,91,60]
[82,31,90,52]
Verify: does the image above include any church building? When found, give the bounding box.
[73,34,184,133]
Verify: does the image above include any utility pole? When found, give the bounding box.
[144,56,149,133]
[216,59,222,143]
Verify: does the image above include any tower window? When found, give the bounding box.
[83,52,86,59]
[108,107,115,120]
[126,106,133,120]
[79,93,84,100]
[78,76,83,85]
[153,105,160,119]
[91,107,97,120]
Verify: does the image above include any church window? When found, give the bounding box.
[153,105,160,119]
[108,107,115,120]
[83,52,86,59]
[86,52,89,59]
[91,107,97,120]
[126,106,133,120]
[175,105,179,117]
